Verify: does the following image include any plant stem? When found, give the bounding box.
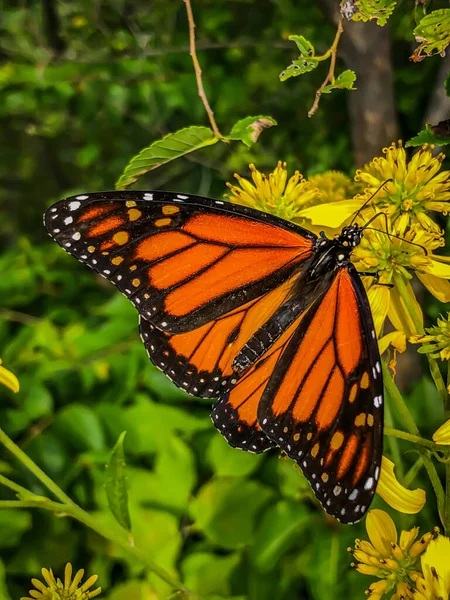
[0,473,34,497]
[384,427,438,451]
[308,17,344,117]
[0,427,74,506]
[382,363,419,435]
[184,0,222,138]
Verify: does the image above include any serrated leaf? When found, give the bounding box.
[322,70,357,94]
[405,123,450,147]
[115,126,219,189]
[225,115,277,147]
[345,0,397,26]
[280,35,318,82]
[280,58,319,81]
[411,9,450,62]
[105,431,132,532]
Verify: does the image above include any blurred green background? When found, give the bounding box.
[0,1,449,599]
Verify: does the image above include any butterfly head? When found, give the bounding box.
[335,224,363,250]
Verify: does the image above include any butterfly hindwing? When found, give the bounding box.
[44,191,315,334]
[258,266,383,523]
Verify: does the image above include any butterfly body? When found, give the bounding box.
[45,191,383,524]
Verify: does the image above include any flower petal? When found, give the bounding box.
[296,199,363,227]
[388,283,423,337]
[416,272,450,303]
[420,535,450,595]
[0,361,19,393]
[367,285,390,337]
[366,508,398,554]
[433,419,450,445]
[377,456,426,514]
[378,331,407,355]
[425,257,450,278]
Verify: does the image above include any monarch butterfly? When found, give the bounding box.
[44,190,383,524]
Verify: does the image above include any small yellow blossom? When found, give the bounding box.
[352,221,450,336]
[225,162,320,223]
[377,457,426,515]
[0,359,19,393]
[21,563,101,600]
[349,509,438,600]
[412,535,450,599]
[307,170,361,204]
[432,419,450,445]
[355,142,450,235]
[410,313,450,361]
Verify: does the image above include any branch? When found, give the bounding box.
[308,17,344,118]
[183,0,222,138]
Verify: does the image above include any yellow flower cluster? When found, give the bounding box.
[350,509,449,600]
[21,563,101,600]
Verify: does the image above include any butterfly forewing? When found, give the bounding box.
[44,191,314,334]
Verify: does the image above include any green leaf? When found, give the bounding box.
[322,70,357,94]
[344,0,397,26]
[0,510,32,549]
[206,434,263,477]
[115,126,219,189]
[190,478,273,549]
[405,124,450,147]
[250,501,310,572]
[226,115,277,147]
[411,9,450,61]
[280,35,318,82]
[53,403,106,451]
[105,431,132,533]
[182,552,241,597]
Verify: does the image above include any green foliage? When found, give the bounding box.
[279,36,319,82]
[105,432,132,533]
[116,127,219,190]
[225,116,277,147]
[322,70,357,94]
[345,0,397,25]
[412,9,450,61]
[406,123,450,147]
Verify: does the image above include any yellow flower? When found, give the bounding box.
[349,509,438,600]
[21,563,101,600]
[432,419,450,445]
[225,162,320,223]
[351,221,450,337]
[355,142,450,235]
[410,313,450,361]
[307,170,362,204]
[412,535,450,599]
[377,457,426,515]
[0,359,19,393]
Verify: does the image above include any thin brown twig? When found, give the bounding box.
[183,0,223,138]
[308,17,344,118]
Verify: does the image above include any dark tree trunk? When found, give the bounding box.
[317,0,399,166]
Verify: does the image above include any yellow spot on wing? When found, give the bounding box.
[163,205,180,215]
[331,431,344,450]
[155,218,171,227]
[321,473,329,482]
[360,372,370,389]
[307,432,313,441]
[113,231,129,245]
[126,201,137,207]
[88,246,95,253]
[311,443,320,457]
[130,265,137,272]
[354,413,366,427]
[112,256,124,265]
[128,208,142,222]
[132,278,140,287]
[349,383,358,403]
[367,414,374,427]
[293,433,300,441]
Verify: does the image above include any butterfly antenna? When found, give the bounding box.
[350,178,393,226]
[363,225,429,256]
